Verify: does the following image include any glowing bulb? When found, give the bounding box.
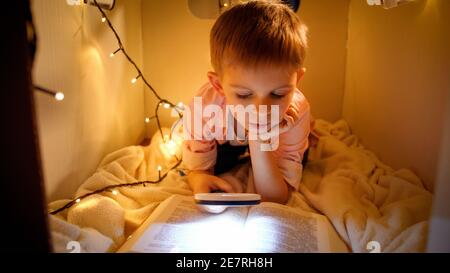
[157,165,162,179]
[178,102,184,107]
[54,92,64,101]
[131,74,141,84]
[101,17,106,23]
[224,3,228,7]
[112,190,118,195]
[164,103,170,109]
[75,198,81,203]
[66,0,83,6]
[145,117,150,123]
[110,48,121,58]
[166,139,177,155]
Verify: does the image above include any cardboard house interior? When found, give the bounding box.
[29,0,449,252]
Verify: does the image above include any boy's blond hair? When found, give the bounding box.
[210,0,308,75]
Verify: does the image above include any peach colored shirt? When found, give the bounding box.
[182,82,311,190]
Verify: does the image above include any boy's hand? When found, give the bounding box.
[247,106,300,142]
[187,170,235,194]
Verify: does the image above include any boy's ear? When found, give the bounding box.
[296,67,306,85]
[207,71,224,95]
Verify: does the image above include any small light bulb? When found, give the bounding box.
[145,117,150,123]
[157,165,162,179]
[66,0,83,6]
[178,102,184,107]
[223,3,228,7]
[131,74,141,84]
[110,48,121,58]
[101,17,106,23]
[164,103,170,109]
[166,140,177,155]
[76,198,81,203]
[54,92,64,101]
[112,190,118,195]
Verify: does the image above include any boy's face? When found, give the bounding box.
[208,63,304,129]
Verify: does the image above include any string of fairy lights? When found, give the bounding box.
[49,0,185,215]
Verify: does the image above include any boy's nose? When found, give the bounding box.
[253,97,271,109]
[251,99,273,123]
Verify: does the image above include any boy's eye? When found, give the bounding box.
[236,93,252,99]
[271,92,286,99]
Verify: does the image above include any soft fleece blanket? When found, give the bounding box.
[48,119,432,252]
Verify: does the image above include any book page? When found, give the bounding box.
[118,195,250,253]
[119,195,348,253]
[243,202,338,252]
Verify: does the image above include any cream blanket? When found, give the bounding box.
[48,119,432,253]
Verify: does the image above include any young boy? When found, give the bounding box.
[182,0,310,204]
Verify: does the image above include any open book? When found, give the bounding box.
[118,194,348,253]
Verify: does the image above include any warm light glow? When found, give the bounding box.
[174,102,185,114]
[160,123,184,159]
[154,209,251,252]
[164,103,171,109]
[145,117,151,123]
[75,198,81,203]
[54,92,65,101]
[160,133,182,159]
[131,74,142,84]
[157,165,162,171]
[223,3,228,7]
[110,48,121,58]
[112,190,118,195]
[161,211,285,252]
[66,0,83,6]
[165,139,178,155]
[101,17,106,23]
